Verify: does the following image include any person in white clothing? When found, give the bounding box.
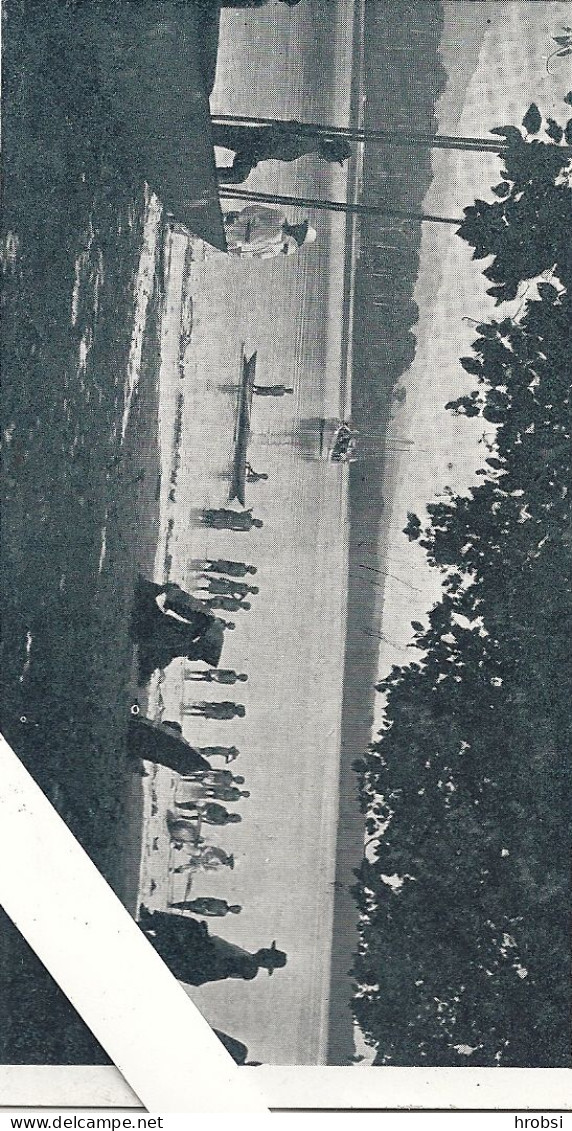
[223,207,317,260]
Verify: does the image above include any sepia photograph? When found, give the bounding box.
[1,0,571,1082]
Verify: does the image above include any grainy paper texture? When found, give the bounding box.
[1,0,571,1111]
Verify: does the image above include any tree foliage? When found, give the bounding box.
[458,101,572,302]
[351,101,572,1067]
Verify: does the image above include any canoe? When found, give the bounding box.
[74,1,227,250]
[230,350,257,505]
[127,716,211,774]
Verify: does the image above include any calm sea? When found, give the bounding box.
[141,0,359,1069]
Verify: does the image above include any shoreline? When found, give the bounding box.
[131,225,202,921]
[327,0,447,1062]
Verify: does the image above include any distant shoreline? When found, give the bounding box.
[327,0,447,1063]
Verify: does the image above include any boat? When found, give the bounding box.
[127,716,210,774]
[73,0,227,250]
[229,349,257,505]
[330,422,359,463]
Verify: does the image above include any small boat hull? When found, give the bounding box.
[230,350,257,505]
[127,716,210,774]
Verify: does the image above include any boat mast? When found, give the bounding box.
[219,187,461,226]
[213,114,572,159]
[211,114,511,155]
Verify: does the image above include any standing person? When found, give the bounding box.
[184,668,249,685]
[222,207,317,260]
[202,560,257,577]
[218,582,258,598]
[252,384,294,397]
[167,811,202,847]
[169,898,242,917]
[200,577,259,598]
[201,508,263,532]
[176,801,242,826]
[183,701,246,720]
[180,769,245,787]
[171,846,235,873]
[203,596,251,613]
[200,785,251,804]
[197,577,241,595]
[199,745,240,763]
[139,909,287,985]
[213,120,351,185]
[226,582,258,598]
[198,846,236,871]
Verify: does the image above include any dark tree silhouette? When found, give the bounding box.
[458,101,572,298]
[351,99,572,1069]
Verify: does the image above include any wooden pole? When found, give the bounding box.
[211,114,507,154]
[212,115,572,158]
[219,187,462,226]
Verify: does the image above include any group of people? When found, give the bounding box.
[212,118,352,259]
[178,764,248,806]
[138,706,286,1002]
[164,758,251,898]
[185,556,262,620]
[132,0,355,1061]
[180,558,263,722]
[170,840,236,874]
[169,564,256,885]
[131,577,234,682]
[197,570,259,614]
[143,561,262,944]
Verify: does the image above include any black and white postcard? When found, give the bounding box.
[1,0,571,1111]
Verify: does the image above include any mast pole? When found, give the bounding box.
[219,187,462,226]
[211,114,508,154]
[212,115,572,158]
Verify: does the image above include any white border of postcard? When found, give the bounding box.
[1,1066,572,1113]
[1,729,570,1114]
